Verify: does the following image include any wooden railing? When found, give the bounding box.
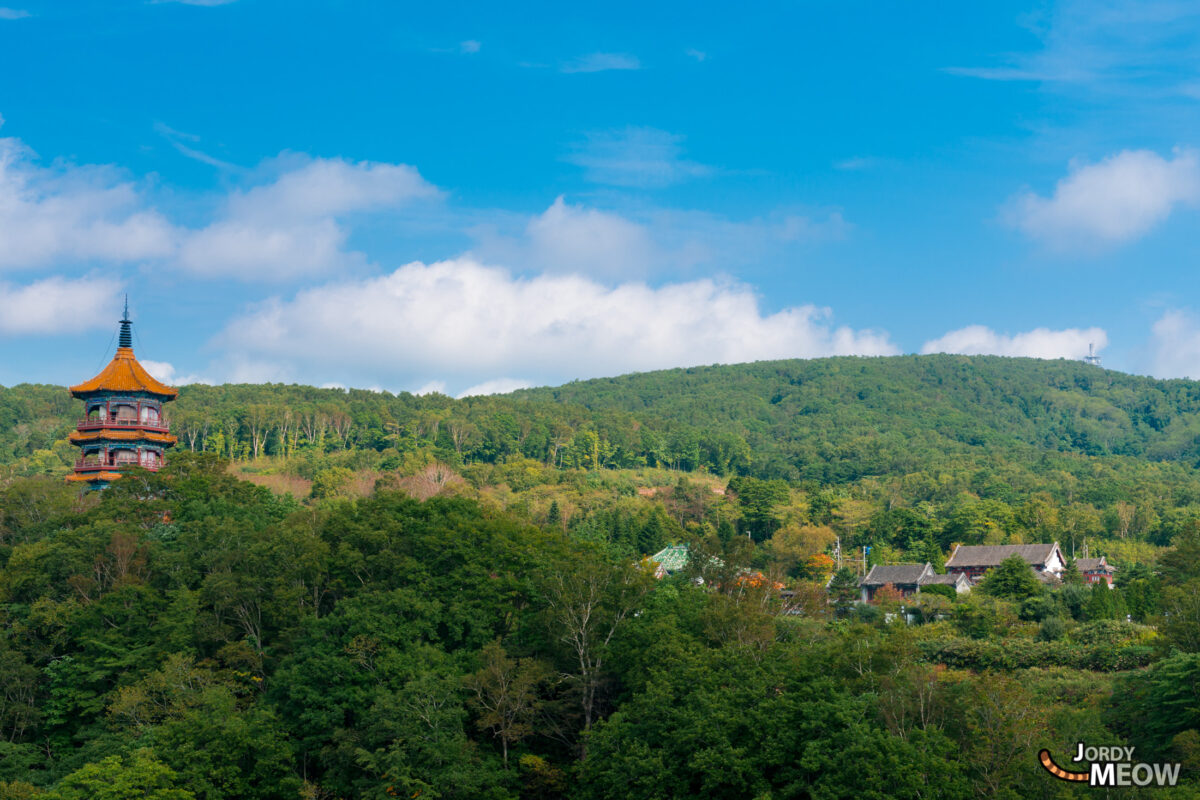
[77,418,170,433]
[74,459,162,471]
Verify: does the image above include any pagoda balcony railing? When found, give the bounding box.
[74,460,118,471]
[77,418,170,433]
[74,459,158,471]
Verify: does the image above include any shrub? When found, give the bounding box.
[1020,594,1057,622]
[919,583,956,601]
[1039,616,1066,641]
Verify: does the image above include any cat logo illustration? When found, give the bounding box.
[1039,743,1181,788]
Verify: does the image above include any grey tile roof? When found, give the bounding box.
[1075,558,1113,572]
[860,563,931,587]
[945,543,1059,569]
[919,573,965,586]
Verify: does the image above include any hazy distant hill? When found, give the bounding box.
[514,355,1200,477]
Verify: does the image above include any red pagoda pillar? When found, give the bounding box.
[67,301,178,489]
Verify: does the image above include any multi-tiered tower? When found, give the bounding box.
[67,303,178,488]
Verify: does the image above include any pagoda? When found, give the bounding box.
[67,301,178,488]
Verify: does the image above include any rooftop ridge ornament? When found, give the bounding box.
[118,294,133,349]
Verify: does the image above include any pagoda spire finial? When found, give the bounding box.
[118,296,133,349]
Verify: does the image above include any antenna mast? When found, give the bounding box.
[1083,342,1101,367]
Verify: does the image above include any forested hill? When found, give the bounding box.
[516,355,1200,477]
[5,355,1200,487]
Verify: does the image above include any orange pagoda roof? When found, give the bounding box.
[69,347,178,399]
[69,429,178,445]
[66,471,125,483]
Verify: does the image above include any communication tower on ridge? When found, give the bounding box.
[1082,343,1101,367]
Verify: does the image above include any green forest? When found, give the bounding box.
[3,354,1200,798]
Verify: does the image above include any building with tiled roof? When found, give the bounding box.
[67,302,177,489]
[646,544,691,579]
[1075,557,1116,587]
[859,563,971,602]
[944,542,1065,584]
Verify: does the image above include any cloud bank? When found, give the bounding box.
[472,197,848,279]
[0,128,439,280]
[921,325,1107,360]
[0,136,175,269]
[178,156,438,279]
[217,258,898,390]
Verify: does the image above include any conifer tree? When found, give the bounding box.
[1087,582,1117,620]
[978,555,1041,600]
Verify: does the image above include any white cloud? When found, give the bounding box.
[139,360,213,386]
[921,325,1107,359]
[154,0,238,6]
[177,156,439,279]
[457,378,534,398]
[835,156,884,171]
[460,40,481,53]
[227,157,435,220]
[179,218,355,279]
[1008,149,1200,248]
[521,196,658,275]
[217,258,897,391]
[154,122,238,170]
[0,122,440,281]
[413,380,449,396]
[0,276,122,335]
[0,8,29,19]
[685,48,707,62]
[0,135,176,269]
[946,1,1200,92]
[561,52,641,73]
[1149,309,1200,378]
[566,127,711,188]
[471,197,848,279]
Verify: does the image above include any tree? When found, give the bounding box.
[44,750,195,800]
[1161,520,1200,586]
[1162,581,1200,652]
[1060,556,1083,584]
[1086,582,1118,621]
[310,467,355,499]
[1120,562,1161,621]
[147,689,301,800]
[827,567,860,616]
[954,674,1049,799]
[976,556,1040,600]
[1108,652,1200,758]
[399,462,463,501]
[636,511,666,555]
[242,405,277,460]
[873,583,905,609]
[465,640,550,768]
[726,476,789,542]
[543,557,651,756]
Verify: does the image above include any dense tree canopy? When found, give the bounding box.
[3,356,1200,796]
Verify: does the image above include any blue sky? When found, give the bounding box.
[4,0,1200,394]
